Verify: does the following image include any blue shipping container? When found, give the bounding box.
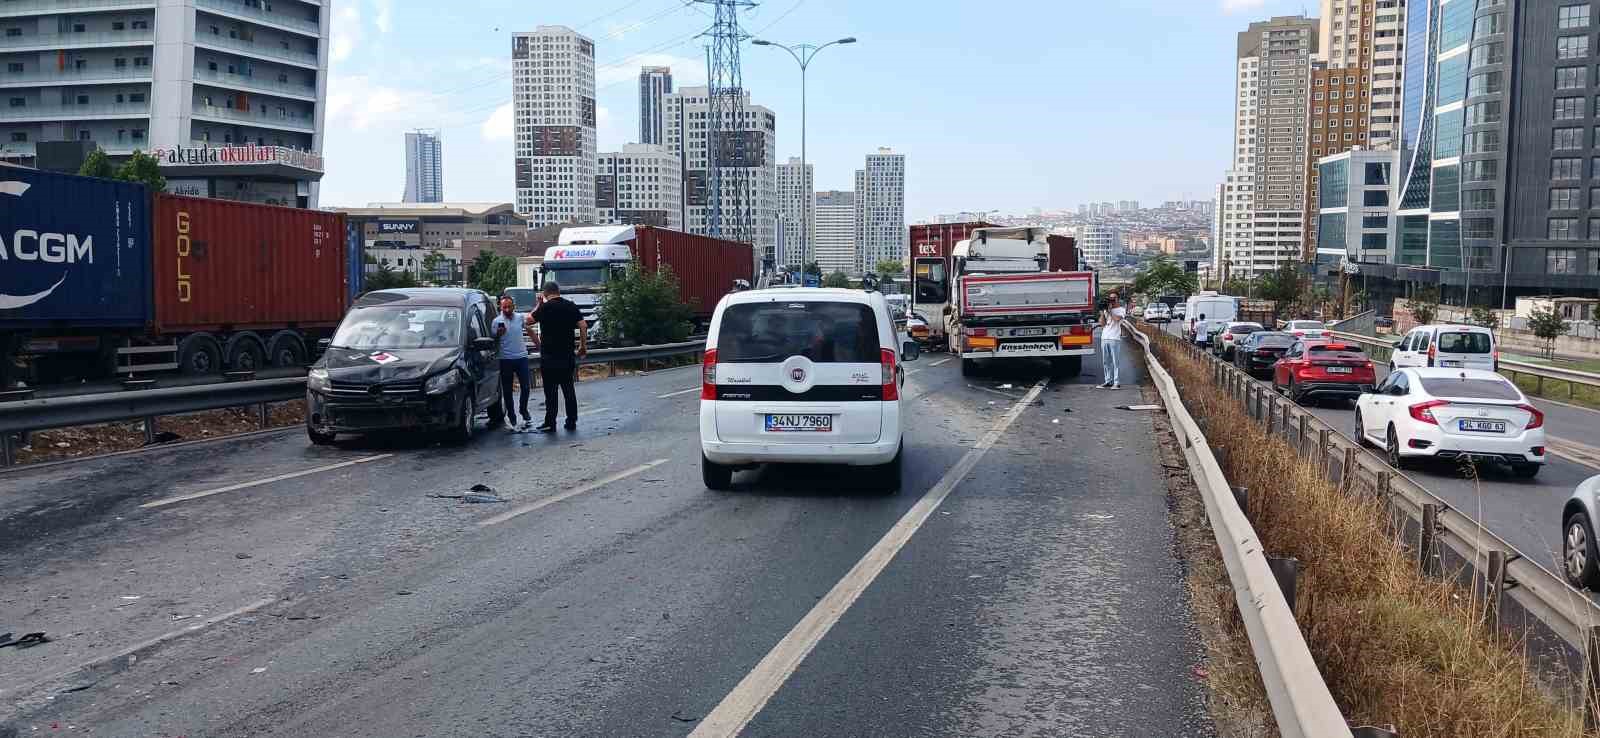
[345,219,364,303]
[0,167,151,328]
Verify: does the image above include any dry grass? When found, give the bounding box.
[1143,325,1589,737]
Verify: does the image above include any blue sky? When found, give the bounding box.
[319,0,1310,219]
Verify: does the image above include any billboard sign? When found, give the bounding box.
[376,220,419,234]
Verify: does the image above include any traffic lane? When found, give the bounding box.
[0,363,705,699]
[5,356,981,735]
[739,359,1209,737]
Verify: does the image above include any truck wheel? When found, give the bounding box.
[1050,356,1082,378]
[266,330,307,367]
[961,358,977,377]
[177,333,223,375]
[224,332,266,372]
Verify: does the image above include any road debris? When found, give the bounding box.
[1118,404,1161,411]
[429,484,507,504]
[0,632,50,649]
[235,553,253,559]
[251,667,267,674]
[671,711,701,723]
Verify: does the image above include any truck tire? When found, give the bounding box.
[265,330,307,368]
[224,332,266,372]
[961,358,977,377]
[1050,356,1082,378]
[177,333,223,375]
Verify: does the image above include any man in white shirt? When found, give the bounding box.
[1098,295,1126,389]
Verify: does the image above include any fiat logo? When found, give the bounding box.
[790,368,806,382]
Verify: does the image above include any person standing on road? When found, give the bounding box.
[530,282,587,433]
[491,296,535,432]
[1098,295,1126,390]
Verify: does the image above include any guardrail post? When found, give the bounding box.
[1298,415,1310,456]
[1281,403,1292,440]
[1340,446,1357,490]
[1484,549,1506,629]
[1266,395,1278,434]
[143,416,157,445]
[258,402,269,429]
[1586,626,1600,731]
[1419,503,1440,577]
[1318,429,1332,476]
[1267,555,1298,611]
[1537,374,1545,397]
[0,432,12,467]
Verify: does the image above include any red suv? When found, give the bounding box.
[1273,340,1376,406]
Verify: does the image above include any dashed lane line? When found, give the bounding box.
[929,357,952,367]
[659,387,702,398]
[477,458,670,527]
[140,455,392,509]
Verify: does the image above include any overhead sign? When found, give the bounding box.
[150,144,324,173]
[376,220,419,234]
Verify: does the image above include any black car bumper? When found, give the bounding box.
[1293,381,1374,399]
[306,390,463,434]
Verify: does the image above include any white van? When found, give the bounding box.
[1185,292,1239,345]
[699,288,918,491]
[1390,324,1497,371]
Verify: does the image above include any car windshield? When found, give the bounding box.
[718,301,880,363]
[1437,331,1493,353]
[543,266,609,290]
[1420,377,1521,400]
[332,306,461,350]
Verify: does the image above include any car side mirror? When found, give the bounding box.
[317,338,332,350]
[902,341,921,362]
[472,337,496,351]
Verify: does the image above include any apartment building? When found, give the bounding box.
[512,26,597,227]
[853,147,905,272]
[596,143,682,229]
[814,189,855,275]
[1078,224,1121,269]
[662,85,777,270]
[775,156,813,268]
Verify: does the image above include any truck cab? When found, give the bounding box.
[540,226,635,342]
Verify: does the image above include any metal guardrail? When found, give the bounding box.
[1327,330,1600,399]
[1128,328,1354,737]
[0,341,706,467]
[1154,324,1600,726]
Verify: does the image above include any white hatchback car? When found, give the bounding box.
[1390,324,1497,372]
[1353,368,1545,477]
[699,288,917,491]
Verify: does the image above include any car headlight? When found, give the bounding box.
[307,368,331,393]
[425,370,462,395]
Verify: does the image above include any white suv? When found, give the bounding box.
[699,289,917,491]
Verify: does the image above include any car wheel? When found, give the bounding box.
[1566,511,1600,590]
[1287,378,1301,405]
[702,454,733,490]
[307,427,335,446]
[1512,463,1542,479]
[877,443,904,493]
[960,358,977,377]
[1354,410,1367,446]
[1386,426,1413,470]
[448,391,475,444]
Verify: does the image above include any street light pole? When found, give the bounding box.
[753,36,855,270]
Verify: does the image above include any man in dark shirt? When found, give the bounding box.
[531,282,587,432]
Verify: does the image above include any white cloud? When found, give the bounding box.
[331,4,361,61]
[326,75,418,131]
[1220,0,1267,12]
[596,53,706,90]
[481,103,513,142]
[373,0,392,33]
[596,105,611,124]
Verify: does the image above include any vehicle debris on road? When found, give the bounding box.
[0,632,50,649]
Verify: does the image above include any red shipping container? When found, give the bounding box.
[628,226,752,321]
[152,194,348,334]
[908,221,997,262]
[1046,235,1079,272]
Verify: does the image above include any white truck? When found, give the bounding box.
[944,227,1097,377]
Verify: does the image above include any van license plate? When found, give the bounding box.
[1327,366,1353,374]
[766,414,832,432]
[1459,419,1506,433]
[1440,360,1462,367]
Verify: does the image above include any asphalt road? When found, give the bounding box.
[1158,321,1600,583]
[0,342,1213,737]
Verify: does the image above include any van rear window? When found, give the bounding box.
[1437,331,1493,354]
[717,302,880,363]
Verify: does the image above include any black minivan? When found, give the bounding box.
[306,288,504,445]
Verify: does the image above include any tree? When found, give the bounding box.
[421,250,448,284]
[78,149,116,179]
[597,262,692,345]
[1527,306,1570,358]
[1256,264,1303,308]
[1469,305,1499,330]
[468,252,516,297]
[1406,285,1440,327]
[823,270,851,288]
[802,262,822,277]
[1222,276,1253,297]
[365,262,418,292]
[874,260,904,278]
[115,150,166,192]
[1131,255,1197,298]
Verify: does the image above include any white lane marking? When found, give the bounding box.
[659,387,701,398]
[140,455,391,509]
[929,357,952,367]
[9,596,277,697]
[478,458,669,527]
[688,380,1048,738]
[581,407,613,416]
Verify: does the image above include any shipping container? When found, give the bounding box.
[1046,234,1079,272]
[0,166,151,329]
[908,221,997,263]
[152,194,348,334]
[346,218,365,304]
[629,226,752,321]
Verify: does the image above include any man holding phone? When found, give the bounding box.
[491,296,535,432]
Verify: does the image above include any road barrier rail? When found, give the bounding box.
[1148,323,1600,730]
[0,341,706,466]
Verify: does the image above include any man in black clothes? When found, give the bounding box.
[531,282,587,432]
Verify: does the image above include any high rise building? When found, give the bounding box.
[1224,15,1319,279]
[0,0,330,206]
[854,147,906,272]
[596,143,682,229]
[1319,0,1406,150]
[512,26,597,227]
[1079,224,1121,269]
[638,66,672,146]
[815,190,856,275]
[662,85,777,271]
[1315,147,1400,263]
[403,130,443,203]
[776,157,814,268]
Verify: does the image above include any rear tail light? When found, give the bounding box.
[880,348,899,401]
[1222,333,1233,340]
[1409,399,1448,425]
[1493,350,1501,372]
[700,349,718,400]
[1518,403,1544,430]
[1427,344,1436,367]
